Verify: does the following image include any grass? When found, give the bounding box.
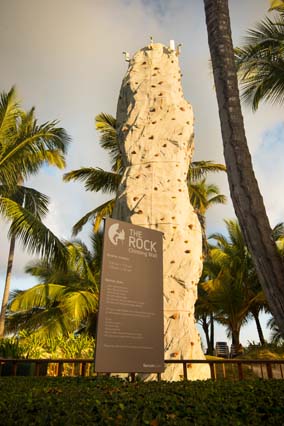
[0,376,284,425]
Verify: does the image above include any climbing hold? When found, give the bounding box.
[149,135,154,140]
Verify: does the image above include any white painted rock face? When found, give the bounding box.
[113,43,210,381]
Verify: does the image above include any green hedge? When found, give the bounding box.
[0,377,283,425]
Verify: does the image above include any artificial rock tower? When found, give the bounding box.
[112,42,210,380]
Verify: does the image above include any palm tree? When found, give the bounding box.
[6,233,102,338]
[235,12,284,110]
[267,316,284,344]
[203,0,284,335]
[0,87,70,337]
[64,113,226,235]
[189,179,226,255]
[195,262,218,354]
[202,220,257,347]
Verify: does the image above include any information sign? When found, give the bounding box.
[95,218,164,373]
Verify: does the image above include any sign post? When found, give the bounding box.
[95,218,164,373]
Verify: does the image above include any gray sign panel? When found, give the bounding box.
[95,218,164,373]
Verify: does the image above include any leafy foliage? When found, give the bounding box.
[6,235,102,338]
[235,12,284,110]
[0,334,95,359]
[0,87,70,263]
[0,378,283,425]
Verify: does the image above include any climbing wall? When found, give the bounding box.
[112,42,210,381]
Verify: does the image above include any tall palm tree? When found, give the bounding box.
[203,220,258,347]
[192,179,226,354]
[64,113,226,235]
[195,261,218,354]
[0,87,70,337]
[203,0,284,335]
[6,234,102,338]
[235,12,284,110]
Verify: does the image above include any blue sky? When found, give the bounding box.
[1,0,283,347]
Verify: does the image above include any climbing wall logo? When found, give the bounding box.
[108,223,125,246]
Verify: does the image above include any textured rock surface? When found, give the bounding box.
[113,43,210,381]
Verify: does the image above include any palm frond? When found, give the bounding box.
[95,113,122,173]
[0,197,68,269]
[93,198,115,232]
[189,179,226,214]
[188,161,226,182]
[62,291,98,322]
[0,86,20,142]
[0,117,70,188]
[235,14,284,110]
[9,283,65,312]
[272,222,284,240]
[71,198,115,236]
[0,185,49,219]
[63,167,121,194]
[207,194,227,207]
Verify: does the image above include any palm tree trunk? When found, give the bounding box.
[253,311,266,346]
[203,0,284,334]
[0,235,16,337]
[209,312,214,354]
[201,316,211,352]
[231,328,240,347]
